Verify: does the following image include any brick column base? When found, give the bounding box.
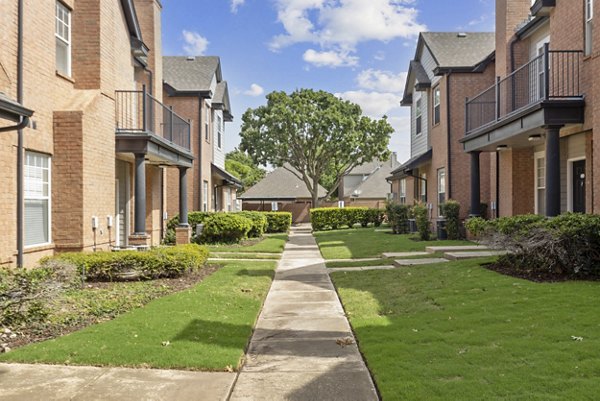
[128,234,151,248]
[175,226,191,245]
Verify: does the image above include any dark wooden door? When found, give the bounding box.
[572,160,586,213]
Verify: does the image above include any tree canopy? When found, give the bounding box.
[225,149,266,193]
[239,89,393,206]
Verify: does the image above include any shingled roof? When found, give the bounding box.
[421,32,495,70]
[349,163,394,199]
[240,164,327,201]
[163,56,221,93]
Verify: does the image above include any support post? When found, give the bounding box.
[545,126,561,217]
[134,153,146,234]
[179,167,189,227]
[470,151,481,217]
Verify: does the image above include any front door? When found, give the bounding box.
[572,160,586,213]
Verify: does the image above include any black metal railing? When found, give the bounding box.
[115,86,191,151]
[466,45,583,134]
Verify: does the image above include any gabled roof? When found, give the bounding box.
[390,148,433,177]
[350,164,394,199]
[347,160,382,176]
[163,56,222,94]
[240,164,327,201]
[213,81,233,121]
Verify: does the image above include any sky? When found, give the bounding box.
[161,0,496,164]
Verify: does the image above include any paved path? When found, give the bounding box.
[229,225,379,401]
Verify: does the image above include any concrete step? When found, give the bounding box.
[328,266,396,273]
[425,245,488,253]
[382,251,429,258]
[444,250,508,260]
[394,258,449,266]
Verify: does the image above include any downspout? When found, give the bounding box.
[446,71,452,200]
[198,96,203,211]
[496,151,500,218]
[17,0,25,267]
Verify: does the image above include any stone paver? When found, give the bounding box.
[425,245,488,253]
[229,225,378,401]
[0,363,235,401]
[444,250,508,260]
[395,257,450,266]
[382,251,429,258]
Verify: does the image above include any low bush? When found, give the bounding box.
[360,208,386,228]
[43,244,209,282]
[201,213,252,243]
[467,213,600,278]
[310,207,369,231]
[237,211,268,238]
[164,212,214,245]
[386,203,411,234]
[262,212,292,233]
[0,267,54,327]
[412,203,431,241]
[441,200,461,240]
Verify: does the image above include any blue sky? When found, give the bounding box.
[162,0,495,163]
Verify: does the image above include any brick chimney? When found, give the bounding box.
[496,0,532,77]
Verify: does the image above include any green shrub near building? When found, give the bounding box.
[201,213,253,244]
[262,212,292,233]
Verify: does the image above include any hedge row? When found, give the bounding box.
[387,201,463,240]
[262,212,293,233]
[310,207,385,231]
[42,244,209,282]
[466,213,600,278]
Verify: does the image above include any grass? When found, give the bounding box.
[326,258,396,268]
[331,258,600,400]
[1,260,277,371]
[207,233,288,254]
[210,253,281,260]
[314,227,471,259]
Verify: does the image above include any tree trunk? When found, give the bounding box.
[311,176,320,208]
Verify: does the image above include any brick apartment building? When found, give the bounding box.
[389,32,496,220]
[0,0,194,267]
[462,0,596,217]
[163,56,241,219]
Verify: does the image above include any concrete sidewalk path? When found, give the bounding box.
[229,225,378,401]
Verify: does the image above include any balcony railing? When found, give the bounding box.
[466,45,583,135]
[115,87,191,151]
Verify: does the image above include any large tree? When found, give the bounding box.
[240,89,393,207]
[225,149,266,193]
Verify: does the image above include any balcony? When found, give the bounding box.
[463,46,584,152]
[115,87,193,167]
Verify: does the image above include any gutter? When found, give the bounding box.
[446,71,452,199]
[0,115,29,133]
[16,0,24,267]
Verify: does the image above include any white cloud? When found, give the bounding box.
[374,51,386,61]
[269,0,426,58]
[357,69,407,94]
[182,30,209,55]
[231,0,245,13]
[303,49,358,68]
[335,90,402,119]
[244,83,265,97]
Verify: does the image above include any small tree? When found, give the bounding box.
[412,203,431,241]
[441,200,461,240]
[240,89,393,207]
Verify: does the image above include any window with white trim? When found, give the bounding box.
[25,152,51,247]
[55,2,71,76]
[399,179,406,204]
[433,87,441,125]
[437,168,446,215]
[586,0,594,56]
[535,154,546,215]
[420,172,427,203]
[217,115,223,149]
[226,187,232,211]
[415,98,423,135]
[203,180,209,211]
[205,103,210,142]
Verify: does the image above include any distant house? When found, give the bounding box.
[240,164,327,223]
[339,155,399,208]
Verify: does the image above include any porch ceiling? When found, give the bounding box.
[116,132,194,167]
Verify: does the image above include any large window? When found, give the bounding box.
[217,115,223,149]
[420,173,427,203]
[437,168,446,215]
[55,1,71,76]
[226,188,232,211]
[535,154,546,215]
[433,87,441,125]
[25,152,51,247]
[586,0,594,56]
[399,179,407,204]
[415,98,423,135]
[203,180,209,211]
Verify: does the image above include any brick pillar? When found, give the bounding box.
[175,226,191,245]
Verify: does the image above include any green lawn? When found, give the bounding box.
[314,227,471,259]
[326,258,396,268]
[210,253,281,260]
[1,260,277,371]
[331,259,600,400]
[207,234,287,254]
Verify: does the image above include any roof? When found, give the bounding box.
[212,163,242,187]
[240,164,327,201]
[350,164,394,199]
[421,32,495,70]
[0,92,33,123]
[390,148,433,177]
[163,56,222,93]
[213,81,233,121]
[347,160,382,176]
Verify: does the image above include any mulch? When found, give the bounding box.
[483,261,599,283]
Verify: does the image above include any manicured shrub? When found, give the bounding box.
[310,207,369,231]
[441,200,461,240]
[201,213,252,243]
[386,203,410,234]
[164,212,214,245]
[262,212,292,233]
[412,203,431,241]
[237,211,268,238]
[43,244,209,282]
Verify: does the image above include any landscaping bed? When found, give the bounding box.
[207,233,288,254]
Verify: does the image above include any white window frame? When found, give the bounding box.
[217,115,223,149]
[437,168,446,214]
[415,98,423,135]
[226,187,232,212]
[399,178,406,204]
[420,172,427,203]
[203,180,209,211]
[433,87,441,125]
[586,0,594,56]
[24,151,52,247]
[205,103,210,142]
[534,151,546,215]
[55,1,71,77]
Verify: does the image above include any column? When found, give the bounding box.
[179,167,189,226]
[134,153,146,234]
[545,126,561,217]
[470,151,481,217]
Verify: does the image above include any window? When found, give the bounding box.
[437,168,446,215]
[420,173,427,203]
[433,87,441,125]
[415,98,422,135]
[204,103,210,142]
[535,154,546,215]
[203,180,208,211]
[586,0,594,56]
[55,2,71,76]
[226,188,232,212]
[399,179,407,204]
[217,115,222,149]
[25,152,51,247]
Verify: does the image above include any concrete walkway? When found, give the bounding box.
[229,225,379,401]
